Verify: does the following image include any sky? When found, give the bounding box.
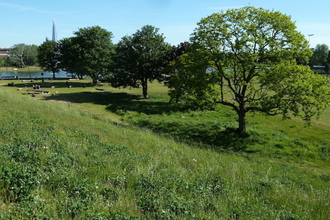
[1,0,330,49]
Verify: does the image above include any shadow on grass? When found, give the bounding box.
[43,91,186,115]
[192,129,261,153]
[132,120,261,153]
[37,87,258,153]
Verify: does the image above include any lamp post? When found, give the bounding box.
[308,34,314,45]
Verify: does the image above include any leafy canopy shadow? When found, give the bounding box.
[42,89,260,153]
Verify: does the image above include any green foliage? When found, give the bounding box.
[0,162,40,203]
[59,26,115,85]
[0,57,6,67]
[124,108,330,162]
[188,6,330,133]
[134,173,227,219]
[37,41,61,79]
[8,44,38,67]
[110,25,172,99]
[309,44,329,68]
[167,47,220,109]
[259,61,330,123]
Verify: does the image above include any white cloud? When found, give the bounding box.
[0,2,34,11]
[0,2,77,16]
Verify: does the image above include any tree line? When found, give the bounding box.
[309,44,330,71]
[1,6,330,134]
[0,44,38,67]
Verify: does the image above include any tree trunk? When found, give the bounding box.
[52,71,56,79]
[237,103,246,134]
[92,78,98,86]
[142,79,149,99]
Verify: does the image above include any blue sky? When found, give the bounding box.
[1,0,330,48]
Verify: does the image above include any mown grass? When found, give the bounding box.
[0,79,329,219]
[0,66,43,72]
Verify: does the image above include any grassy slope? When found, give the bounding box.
[0,80,329,219]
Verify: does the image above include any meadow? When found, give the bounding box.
[0,78,329,219]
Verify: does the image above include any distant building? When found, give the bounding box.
[52,19,57,41]
[45,19,58,42]
[0,48,9,58]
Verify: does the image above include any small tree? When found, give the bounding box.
[37,41,61,79]
[110,25,171,99]
[182,6,330,134]
[309,44,329,66]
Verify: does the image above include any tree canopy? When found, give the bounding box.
[37,41,61,79]
[110,25,172,99]
[170,6,330,133]
[9,44,38,68]
[59,26,115,85]
[310,44,329,66]
[167,45,220,109]
[309,44,329,72]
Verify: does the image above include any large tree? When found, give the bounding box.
[59,26,115,85]
[8,44,38,67]
[110,25,172,99]
[181,6,330,134]
[37,41,61,79]
[57,38,83,79]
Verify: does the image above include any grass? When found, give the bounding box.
[0,66,43,72]
[0,79,329,219]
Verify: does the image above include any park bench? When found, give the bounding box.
[1,76,17,80]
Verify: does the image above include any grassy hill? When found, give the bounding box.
[0,79,329,219]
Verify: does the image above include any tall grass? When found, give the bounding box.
[0,82,329,219]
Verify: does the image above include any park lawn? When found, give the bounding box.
[0,78,329,219]
[2,78,330,161]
